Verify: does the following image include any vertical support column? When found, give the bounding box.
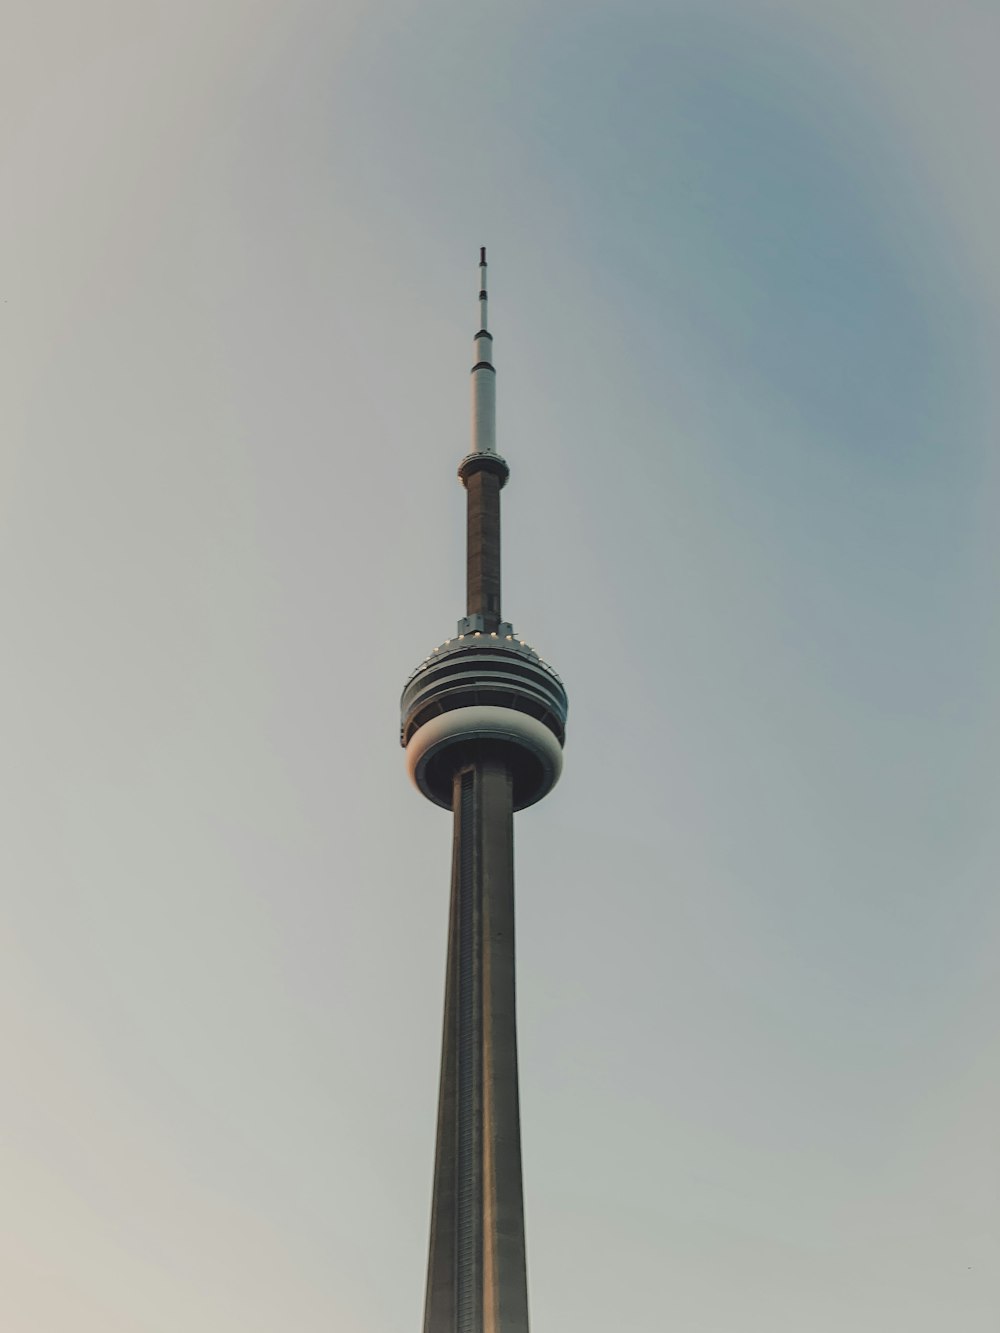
[479,756,530,1333]
[454,770,483,1330]
[423,788,462,1333]
[423,755,529,1333]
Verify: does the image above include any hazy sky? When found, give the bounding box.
[3,2,998,1329]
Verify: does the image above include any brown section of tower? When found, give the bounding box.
[466,468,502,630]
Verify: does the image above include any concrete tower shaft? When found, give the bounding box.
[422,756,528,1333]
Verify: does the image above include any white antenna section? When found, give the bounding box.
[471,246,496,454]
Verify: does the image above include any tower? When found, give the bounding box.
[400,251,568,1333]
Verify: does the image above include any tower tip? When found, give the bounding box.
[480,246,487,265]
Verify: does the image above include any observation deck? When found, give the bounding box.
[401,627,568,811]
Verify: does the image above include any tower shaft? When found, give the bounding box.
[423,756,530,1333]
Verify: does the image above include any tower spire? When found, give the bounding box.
[460,248,509,633]
[472,245,496,455]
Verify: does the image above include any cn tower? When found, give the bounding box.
[400,250,568,1333]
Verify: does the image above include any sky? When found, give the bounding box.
[2,1,999,1329]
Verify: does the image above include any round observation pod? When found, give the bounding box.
[400,633,568,811]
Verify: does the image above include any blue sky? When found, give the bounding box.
[2,2,998,1329]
